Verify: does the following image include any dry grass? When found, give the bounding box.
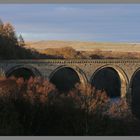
[25,41,140,59]
[85,50,140,59]
[26,40,140,52]
[40,47,84,59]
[40,47,140,59]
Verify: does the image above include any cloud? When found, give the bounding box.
[0,4,140,42]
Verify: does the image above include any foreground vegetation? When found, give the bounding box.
[0,77,140,136]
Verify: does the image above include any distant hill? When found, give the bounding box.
[24,40,140,59]
[25,40,140,52]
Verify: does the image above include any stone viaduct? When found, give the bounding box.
[0,59,140,102]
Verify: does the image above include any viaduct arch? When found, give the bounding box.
[1,59,140,100]
[5,65,42,80]
[2,62,129,99]
[129,68,140,118]
[49,65,88,92]
[90,65,129,98]
[2,59,140,118]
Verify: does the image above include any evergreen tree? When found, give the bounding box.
[0,19,4,35]
[18,34,25,47]
[0,18,3,26]
[0,19,47,59]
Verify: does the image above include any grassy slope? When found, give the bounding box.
[25,40,140,52]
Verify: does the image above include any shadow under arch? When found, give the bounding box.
[49,65,88,93]
[129,67,140,118]
[129,67,140,89]
[90,64,129,98]
[6,65,42,80]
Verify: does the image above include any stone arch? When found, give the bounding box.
[49,65,88,93]
[6,65,41,80]
[129,67,140,89]
[90,64,128,98]
[129,67,140,118]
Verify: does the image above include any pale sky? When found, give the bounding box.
[0,4,140,42]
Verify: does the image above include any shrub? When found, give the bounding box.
[0,77,139,135]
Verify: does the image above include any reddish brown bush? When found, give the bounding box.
[0,78,18,100]
[0,77,138,135]
[106,98,134,120]
[68,83,109,113]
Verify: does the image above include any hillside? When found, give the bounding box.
[25,40,140,52]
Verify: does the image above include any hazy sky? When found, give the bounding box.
[0,4,140,42]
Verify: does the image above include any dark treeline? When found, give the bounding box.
[0,19,63,60]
